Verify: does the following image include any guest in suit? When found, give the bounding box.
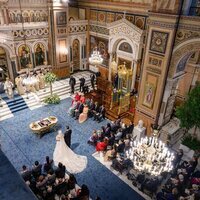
[64,126,72,148]
[32,161,42,179]
[79,77,85,92]
[69,76,76,94]
[43,156,53,174]
[90,73,96,90]
[91,101,99,117]
[55,162,65,179]
[75,103,84,119]
[21,165,32,182]
[97,105,106,123]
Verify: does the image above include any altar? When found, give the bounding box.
[29,116,58,137]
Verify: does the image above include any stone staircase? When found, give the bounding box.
[0,71,94,121]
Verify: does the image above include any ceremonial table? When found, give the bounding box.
[29,116,58,138]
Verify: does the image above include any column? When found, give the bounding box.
[0,8,5,25]
[108,53,113,81]
[3,7,9,25]
[131,61,137,90]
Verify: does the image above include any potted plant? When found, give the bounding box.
[44,72,60,104]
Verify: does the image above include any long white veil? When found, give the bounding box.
[53,130,87,174]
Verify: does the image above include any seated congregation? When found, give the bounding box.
[68,92,105,124]
[20,156,93,200]
[87,118,200,199]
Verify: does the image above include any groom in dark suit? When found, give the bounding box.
[64,126,72,148]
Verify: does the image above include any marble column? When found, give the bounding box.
[0,8,5,25]
[108,53,113,81]
[131,61,137,90]
[3,7,9,25]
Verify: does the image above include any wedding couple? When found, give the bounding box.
[53,128,87,174]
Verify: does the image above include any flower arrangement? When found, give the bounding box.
[44,94,60,104]
[43,72,60,104]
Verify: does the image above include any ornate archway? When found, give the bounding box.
[159,38,200,126]
[169,38,200,78]
[0,41,16,81]
[107,18,143,89]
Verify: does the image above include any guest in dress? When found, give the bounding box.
[88,130,98,146]
[79,104,89,123]
[68,100,78,117]
[80,95,86,104]
[74,92,81,102]
[96,137,109,152]
[15,75,25,95]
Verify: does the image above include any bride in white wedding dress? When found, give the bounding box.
[53,130,87,174]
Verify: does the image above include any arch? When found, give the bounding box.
[169,38,200,78]
[34,42,46,66]
[109,36,137,60]
[0,42,15,57]
[118,42,133,53]
[31,40,48,52]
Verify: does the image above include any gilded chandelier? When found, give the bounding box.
[126,137,175,176]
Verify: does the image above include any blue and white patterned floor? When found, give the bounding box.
[0,97,145,200]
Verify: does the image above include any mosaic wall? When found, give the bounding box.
[90,10,147,30]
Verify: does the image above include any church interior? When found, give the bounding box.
[0,0,200,200]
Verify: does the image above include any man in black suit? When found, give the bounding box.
[69,76,76,94]
[90,73,95,90]
[79,77,85,92]
[32,161,42,179]
[64,126,72,148]
[75,103,84,119]
[94,105,105,123]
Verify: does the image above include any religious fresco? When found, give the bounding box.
[90,36,109,66]
[72,39,80,71]
[18,44,31,69]
[150,31,169,54]
[143,82,156,108]
[56,12,67,25]
[119,42,133,53]
[34,43,45,66]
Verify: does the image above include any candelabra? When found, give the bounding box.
[126,137,175,176]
